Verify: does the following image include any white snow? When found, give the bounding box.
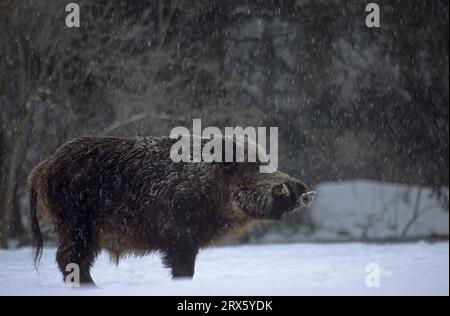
[248,181,449,244]
[310,181,449,240]
[0,242,448,296]
[256,180,449,243]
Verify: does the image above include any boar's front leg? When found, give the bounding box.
[163,245,199,278]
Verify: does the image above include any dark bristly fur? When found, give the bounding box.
[28,136,313,285]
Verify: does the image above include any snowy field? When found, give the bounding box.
[0,242,448,296]
[246,181,448,244]
[310,181,449,240]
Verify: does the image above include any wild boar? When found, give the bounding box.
[28,136,315,285]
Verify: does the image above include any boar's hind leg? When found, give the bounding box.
[55,225,99,286]
[163,245,199,279]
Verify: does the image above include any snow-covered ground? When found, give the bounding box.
[255,181,449,243]
[311,181,449,240]
[0,242,448,296]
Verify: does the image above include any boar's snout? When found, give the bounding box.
[299,190,316,207]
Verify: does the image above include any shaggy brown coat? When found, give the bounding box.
[29,136,314,284]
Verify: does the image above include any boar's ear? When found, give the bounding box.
[221,137,237,172]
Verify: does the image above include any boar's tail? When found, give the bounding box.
[28,170,43,269]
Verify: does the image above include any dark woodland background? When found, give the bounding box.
[0,0,448,248]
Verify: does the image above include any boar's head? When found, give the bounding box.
[220,136,316,220]
[229,164,316,219]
